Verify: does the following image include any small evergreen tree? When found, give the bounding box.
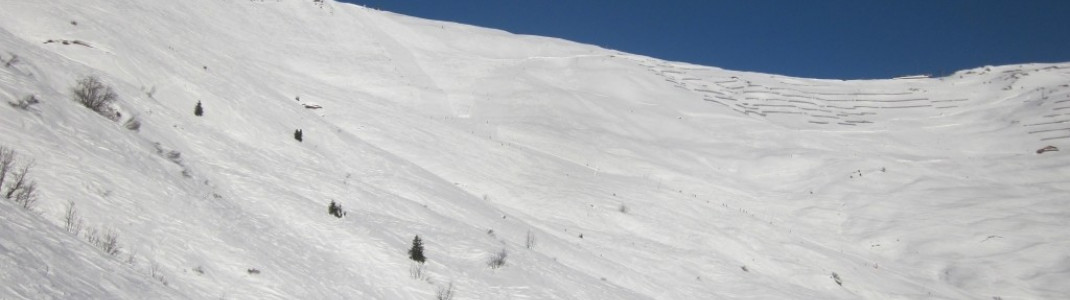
[294,129,303,142]
[408,235,425,263]
[328,200,344,218]
[194,101,203,116]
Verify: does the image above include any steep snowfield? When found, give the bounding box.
[1,0,1068,299]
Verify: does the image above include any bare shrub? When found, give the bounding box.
[3,162,31,198]
[152,143,185,166]
[142,85,156,99]
[2,54,18,67]
[84,228,100,246]
[831,272,842,286]
[150,261,167,285]
[71,76,118,119]
[10,180,37,209]
[8,95,40,110]
[3,159,38,209]
[63,200,84,235]
[487,248,507,269]
[166,151,182,164]
[86,227,121,256]
[125,250,138,266]
[409,262,425,279]
[525,230,536,250]
[100,229,121,255]
[70,40,92,47]
[436,281,455,300]
[124,116,142,131]
[0,146,14,193]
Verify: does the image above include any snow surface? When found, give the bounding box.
[0,0,1068,299]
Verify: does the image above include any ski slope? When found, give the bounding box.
[0,0,1067,299]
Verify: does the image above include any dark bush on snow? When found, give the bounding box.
[328,200,345,218]
[487,248,507,269]
[72,76,119,120]
[8,95,40,110]
[408,235,425,263]
[0,146,38,209]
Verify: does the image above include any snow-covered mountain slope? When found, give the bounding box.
[1,0,1067,299]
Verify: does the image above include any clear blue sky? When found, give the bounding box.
[344,1,1070,79]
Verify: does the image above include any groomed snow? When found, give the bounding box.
[0,0,1067,299]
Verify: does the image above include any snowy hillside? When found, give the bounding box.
[1,0,1067,299]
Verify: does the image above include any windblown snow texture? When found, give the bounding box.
[0,1,1067,299]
